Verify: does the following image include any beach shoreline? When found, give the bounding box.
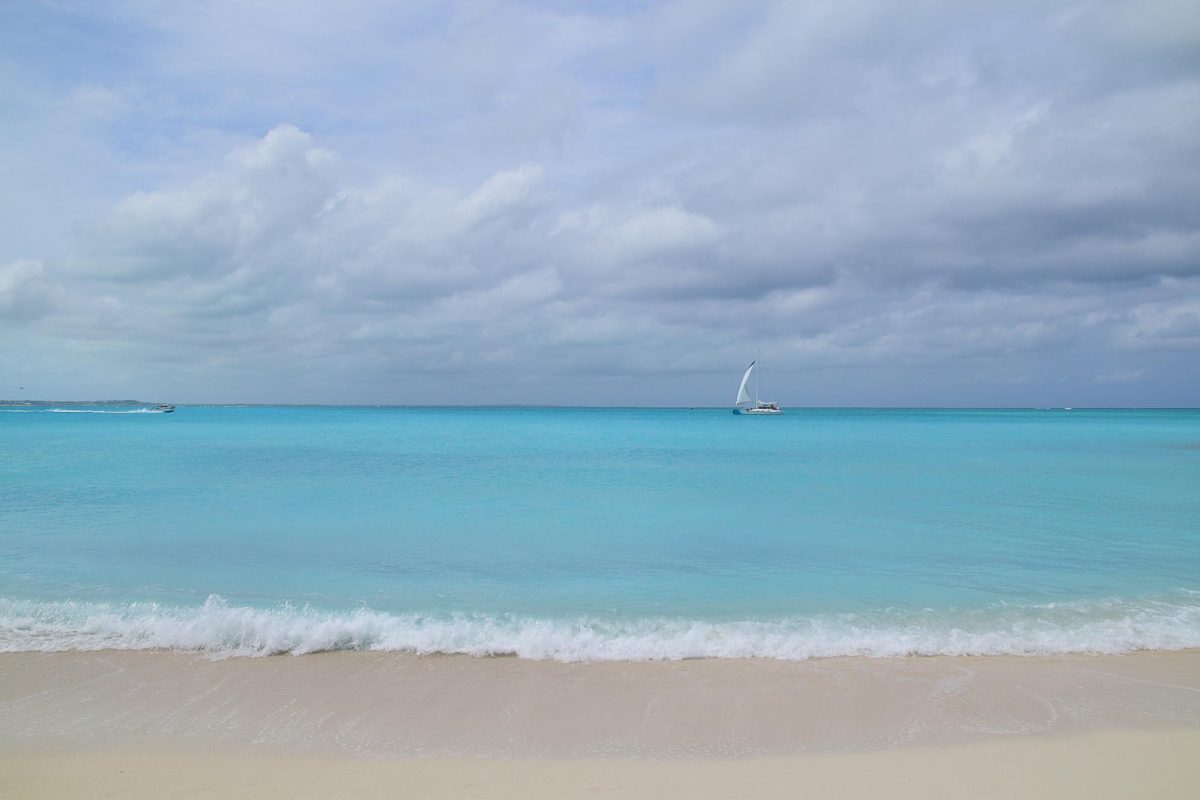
[3,649,1198,797]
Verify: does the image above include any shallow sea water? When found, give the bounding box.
[2,406,1197,659]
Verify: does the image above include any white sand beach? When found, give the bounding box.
[2,650,1198,797]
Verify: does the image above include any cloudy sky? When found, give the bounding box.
[2,1,1198,406]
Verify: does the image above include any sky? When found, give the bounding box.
[1,0,1198,406]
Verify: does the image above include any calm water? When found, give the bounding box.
[2,406,1198,659]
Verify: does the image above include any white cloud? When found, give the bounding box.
[2,2,1198,405]
[0,260,60,321]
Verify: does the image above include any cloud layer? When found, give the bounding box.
[2,1,1198,404]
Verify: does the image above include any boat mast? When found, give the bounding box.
[755,349,760,407]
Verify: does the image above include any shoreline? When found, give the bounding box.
[3,649,1198,757]
[7,590,1199,660]
[3,650,1198,797]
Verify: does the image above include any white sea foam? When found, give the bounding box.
[2,594,1199,661]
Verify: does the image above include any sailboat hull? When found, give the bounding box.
[734,406,783,415]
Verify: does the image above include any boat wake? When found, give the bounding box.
[1,408,165,414]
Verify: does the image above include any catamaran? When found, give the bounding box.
[733,355,782,414]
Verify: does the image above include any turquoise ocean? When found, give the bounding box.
[2,406,1198,660]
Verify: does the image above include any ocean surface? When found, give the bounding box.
[2,406,1198,661]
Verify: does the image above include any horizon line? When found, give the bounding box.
[3,400,1199,411]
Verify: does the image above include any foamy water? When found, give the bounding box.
[2,594,1198,660]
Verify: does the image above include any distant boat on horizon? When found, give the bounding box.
[733,355,782,415]
[154,404,176,413]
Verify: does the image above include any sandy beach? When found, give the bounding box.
[2,649,1198,797]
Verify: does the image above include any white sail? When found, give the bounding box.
[736,361,755,406]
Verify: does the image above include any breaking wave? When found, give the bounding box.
[2,594,1198,661]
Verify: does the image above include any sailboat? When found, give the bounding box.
[733,355,782,414]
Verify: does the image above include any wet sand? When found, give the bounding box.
[2,650,1199,797]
